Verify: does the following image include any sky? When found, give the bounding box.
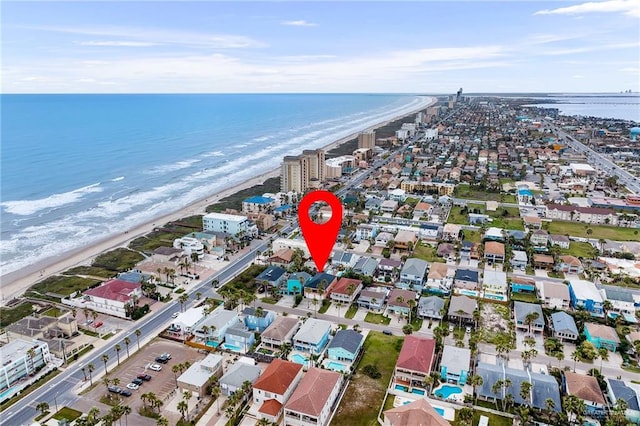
[2,0,639,93]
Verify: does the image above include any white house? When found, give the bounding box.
[80,279,142,319]
[177,354,223,398]
[173,236,205,257]
[0,339,52,391]
[202,212,253,237]
[193,308,239,345]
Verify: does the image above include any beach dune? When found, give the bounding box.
[0,97,436,305]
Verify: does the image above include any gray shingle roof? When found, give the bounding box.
[220,362,262,389]
[514,302,545,327]
[401,258,429,277]
[551,312,578,335]
[327,329,363,354]
[608,379,640,411]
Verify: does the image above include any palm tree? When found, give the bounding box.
[177,400,188,420]
[123,337,131,358]
[26,348,36,374]
[544,398,556,424]
[524,311,540,336]
[598,347,609,372]
[407,298,416,325]
[87,363,95,386]
[210,382,221,415]
[121,405,131,426]
[458,407,473,426]
[455,309,466,328]
[134,329,141,350]
[172,364,180,387]
[102,376,111,393]
[564,394,586,425]
[36,401,49,416]
[102,354,109,375]
[83,307,91,323]
[156,417,169,426]
[115,344,121,365]
[279,342,292,359]
[571,350,580,372]
[520,381,532,406]
[179,293,189,312]
[468,374,483,404]
[257,419,271,426]
[555,350,565,369]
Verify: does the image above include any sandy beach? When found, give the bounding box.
[0,96,436,305]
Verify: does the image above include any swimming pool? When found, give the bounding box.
[412,388,425,395]
[459,290,477,297]
[205,341,220,348]
[435,407,445,416]
[434,384,463,399]
[291,354,308,365]
[0,386,17,402]
[394,384,408,392]
[222,343,242,352]
[327,361,347,372]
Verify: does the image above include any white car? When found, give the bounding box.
[171,312,179,319]
[126,383,140,390]
[149,363,162,371]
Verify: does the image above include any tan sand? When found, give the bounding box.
[0,97,436,305]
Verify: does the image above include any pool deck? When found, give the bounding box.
[432,383,467,404]
[392,395,456,421]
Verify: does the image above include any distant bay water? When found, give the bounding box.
[0,93,433,276]
[524,93,640,122]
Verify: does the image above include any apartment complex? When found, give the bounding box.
[0,339,52,390]
[280,149,325,193]
[358,130,376,149]
[202,212,252,236]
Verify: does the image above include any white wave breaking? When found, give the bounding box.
[1,183,103,216]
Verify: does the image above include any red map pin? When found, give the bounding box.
[298,190,343,272]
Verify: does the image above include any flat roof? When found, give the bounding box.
[203,212,248,222]
[570,279,603,303]
[0,339,45,363]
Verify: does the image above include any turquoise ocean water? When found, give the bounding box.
[1,94,432,275]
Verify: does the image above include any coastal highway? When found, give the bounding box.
[549,123,640,194]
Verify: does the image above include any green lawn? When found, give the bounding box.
[561,241,598,259]
[545,221,640,241]
[332,332,404,426]
[413,244,446,263]
[462,230,482,243]
[345,304,358,319]
[502,194,517,204]
[447,207,469,225]
[510,292,539,303]
[450,409,513,426]
[454,185,501,201]
[42,307,64,317]
[318,300,331,314]
[489,217,524,230]
[53,407,82,421]
[0,302,33,327]
[30,275,100,298]
[365,312,391,325]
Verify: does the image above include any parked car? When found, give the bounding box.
[171,312,179,319]
[160,352,172,360]
[137,374,152,381]
[126,383,140,390]
[149,363,162,371]
[108,385,121,394]
[382,330,393,336]
[119,389,132,396]
[155,356,169,364]
[94,321,103,328]
[132,378,143,386]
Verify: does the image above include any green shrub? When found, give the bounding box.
[362,364,381,379]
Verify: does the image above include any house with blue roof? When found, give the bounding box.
[514,302,544,334]
[304,273,337,299]
[273,204,292,217]
[242,196,276,214]
[398,258,429,292]
[224,324,255,353]
[242,307,275,332]
[282,272,311,295]
[331,250,358,269]
[256,266,287,289]
[327,330,364,363]
[550,312,578,342]
[606,379,640,424]
[353,257,378,277]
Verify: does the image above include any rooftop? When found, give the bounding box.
[253,359,302,395]
[396,336,436,374]
[564,371,606,405]
[327,329,363,354]
[261,317,299,341]
[294,318,332,344]
[84,279,140,303]
[284,368,342,417]
[384,395,449,426]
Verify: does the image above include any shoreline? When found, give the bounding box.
[0,96,436,304]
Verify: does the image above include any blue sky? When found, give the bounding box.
[2,1,639,93]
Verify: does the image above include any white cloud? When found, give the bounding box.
[281,20,318,27]
[534,0,640,18]
[78,41,159,47]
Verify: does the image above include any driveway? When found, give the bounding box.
[534,269,549,278]
[515,330,544,352]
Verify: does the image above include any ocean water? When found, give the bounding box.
[1,94,433,276]
[524,94,640,122]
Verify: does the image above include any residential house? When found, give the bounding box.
[413,202,433,218]
[353,257,379,277]
[453,269,480,296]
[224,325,255,353]
[331,250,358,269]
[569,279,604,316]
[437,243,456,261]
[510,276,536,295]
[442,223,462,241]
[584,323,620,352]
[168,306,206,339]
[304,273,338,299]
[268,249,295,269]
[383,398,449,426]
[394,230,418,251]
[564,371,607,418]
[387,289,418,317]
[81,279,142,319]
[557,255,584,274]
[327,330,364,363]
[514,302,544,334]
[398,258,429,292]
[417,296,445,320]
[256,266,288,290]
[448,296,477,326]
[533,254,555,270]
[523,216,542,229]
[284,368,343,426]
[550,312,579,342]
[482,269,508,301]
[600,286,636,317]
[418,223,441,240]
[261,317,301,349]
[476,362,561,411]
[393,336,436,392]
[511,250,528,270]
[377,258,402,279]
[381,200,399,213]
[545,204,619,226]
[460,241,480,260]
[193,308,239,346]
[219,361,262,396]
[530,230,549,249]
[440,345,471,385]
[484,227,505,242]
[484,241,505,264]
[283,272,311,296]
[7,314,78,342]
[355,224,378,242]
[253,359,304,424]
[537,281,571,310]
[242,196,276,214]
[375,232,394,248]
[243,307,275,332]
[606,379,640,425]
[177,354,223,398]
[357,287,388,312]
[329,277,363,305]
[549,234,570,249]
[293,319,333,354]
[424,262,453,295]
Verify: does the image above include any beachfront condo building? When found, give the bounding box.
[203,212,251,236]
[0,339,52,390]
[280,149,325,193]
[358,130,376,149]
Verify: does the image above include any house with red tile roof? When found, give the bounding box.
[253,359,303,424]
[393,336,436,393]
[81,279,142,318]
[284,368,343,426]
[329,277,363,305]
[383,398,449,426]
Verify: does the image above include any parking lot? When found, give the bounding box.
[81,339,207,417]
